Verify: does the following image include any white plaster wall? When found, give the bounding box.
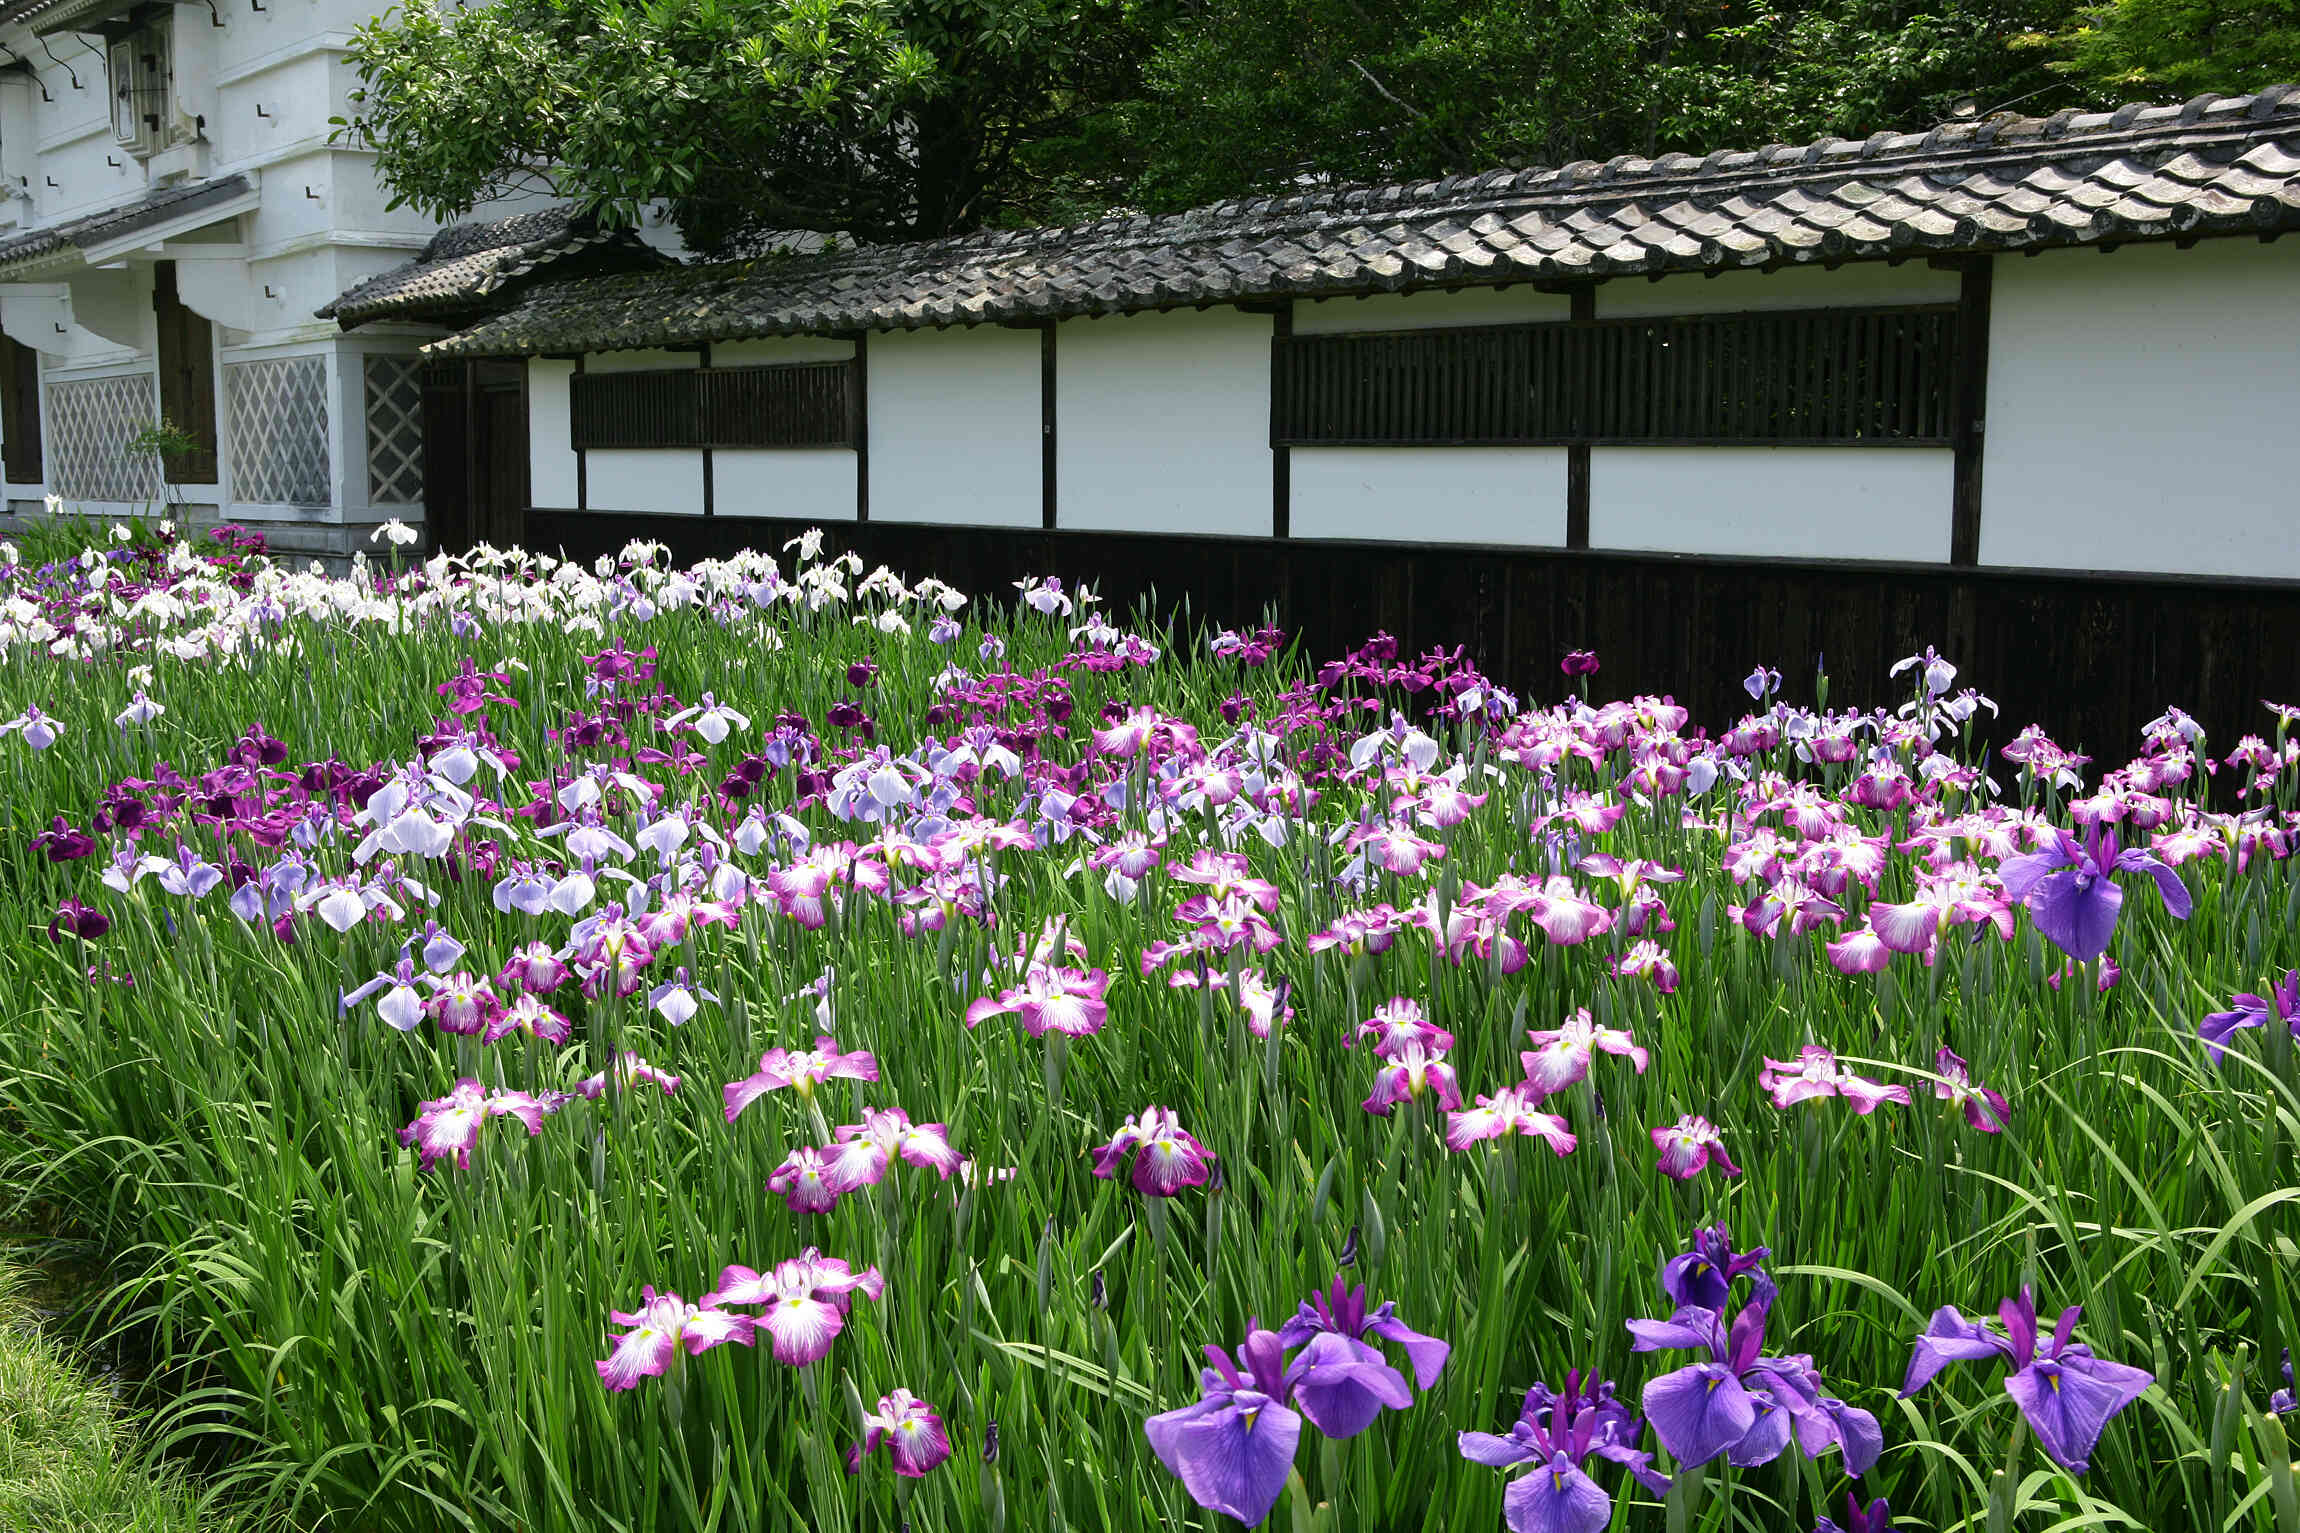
[1292,448,1570,544]
[588,451,704,516]
[1294,286,1571,334]
[1591,448,1954,560]
[714,450,857,519]
[867,325,1040,527]
[1979,239,2300,579]
[1056,307,1272,535]
[528,360,578,509]
[1598,261,1960,316]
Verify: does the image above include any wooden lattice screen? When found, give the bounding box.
[571,363,859,450]
[1271,305,1959,447]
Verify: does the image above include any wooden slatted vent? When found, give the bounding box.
[1272,306,1958,447]
[571,362,859,450]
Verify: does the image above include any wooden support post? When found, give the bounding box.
[1271,300,1293,538]
[1950,257,1992,566]
[1566,287,1593,549]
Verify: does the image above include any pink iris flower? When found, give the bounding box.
[1522,1009,1648,1098]
[824,1107,963,1193]
[711,1248,884,1366]
[496,940,570,995]
[486,993,572,1045]
[1650,1116,1741,1181]
[723,1036,880,1121]
[1933,1047,2011,1132]
[1362,1042,1462,1116]
[1444,1085,1577,1156]
[964,965,1111,1038]
[398,1077,556,1171]
[769,1146,842,1213]
[422,971,502,1036]
[576,1052,681,1099]
[1090,1106,1214,1197]
[1758,1046,1911,1114]
[1167,966,1295,1038]
[1608,941,1680,994]
[847,1389,952,1477]
[596,1287,754,1391]
[1353,997,1455,1055]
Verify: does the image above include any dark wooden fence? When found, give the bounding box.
[527,510,2300,761]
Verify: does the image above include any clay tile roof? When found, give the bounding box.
[316,206,672,327]
[429,85,2300,358]
[0,174,253,280]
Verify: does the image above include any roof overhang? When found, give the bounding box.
[76,181,261,265]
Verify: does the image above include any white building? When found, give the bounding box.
[0,0,661,560]
[403,85,2300,750]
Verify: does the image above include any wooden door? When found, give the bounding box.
[152,261,217,483]
[0,333,40,485]
[477,377,527,550]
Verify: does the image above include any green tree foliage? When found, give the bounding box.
[341,0,1150,256]
[1117,0,2089,211]
[345,0,2291,254]
[2059,0,2300,96]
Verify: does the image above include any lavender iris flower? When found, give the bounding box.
[1274,1276,1449,1435]
[1999,824,2190,962]
[1629,1247,1880,1475]
[1459,1372,1669,1533]
[1900,1286,2152,1473]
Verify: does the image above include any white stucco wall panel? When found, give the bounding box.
[1294,287,1571,334]
[1291,448,1570,544]
[1598,262,1961,317]
[1592,448,1954,561]
[1056,308,1272,536]
[713,450,858,519]
[528,360,578,509]
[587,451,703,516]
[868,325,1040,527]
[1979,239,2300,579]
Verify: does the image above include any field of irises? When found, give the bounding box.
[2,521,2298,1533]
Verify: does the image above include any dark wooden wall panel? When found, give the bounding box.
[527,510,2300,758]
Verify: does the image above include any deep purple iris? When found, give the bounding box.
[1999,823,2190,962]
[1900,1286,2153,1473]
[1459,1372,1669,1533]
[1816,1493,1892,1533]
[2198,971,2300,1065]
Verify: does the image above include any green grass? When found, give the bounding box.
[0,536,2296,1531]
[0,1253,232,1533]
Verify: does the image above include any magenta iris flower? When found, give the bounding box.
[824,1106,963,1192]
[576,1053,680,1099]
[596,1286,754,1390]
[1362,1041,1461,1116]
[768,1146,842,1213]
[1275,1276,1449,1435]
[1933,1047,2011,1132]
[722,1036,880,1121]
[1458,1373,1670,1533]
[1900,1286,2153,1472]
[486,993,572,1045]
[847,1389,951,1477]
[964,965,1111,1038]
[1090,1106,1215,1197]
[1444,1086,1576,1157]
[1629,1269,1881,1474]
[1522,1009,1647,1098]
[1649,1115,1740,1181]
[1999,824,2191,962]
[2198,971,2300,1064]
[1759,1047,1911,1114]
[398,1078,556,1170]
[711,1248,883,1365]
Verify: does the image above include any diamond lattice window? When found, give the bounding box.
[364,355,425,505]
[227,357,330,506]
[48,373,161,504]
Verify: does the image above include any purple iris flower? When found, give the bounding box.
[2271,1349,2294,1417]
[1999,824,2190,963]
[47,898,109,943]
[1146,1322,1423,1527]
[1900,1286,2152,1473]
[1459,1372,1669,1533]
[1660,1226,1769,1313]
[1816,1493,1891,1533]
[1629,1269,1881,1475]
[1274,1276,1449,1435]
[2198,971,2300,1065]
[31,816,95,863]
